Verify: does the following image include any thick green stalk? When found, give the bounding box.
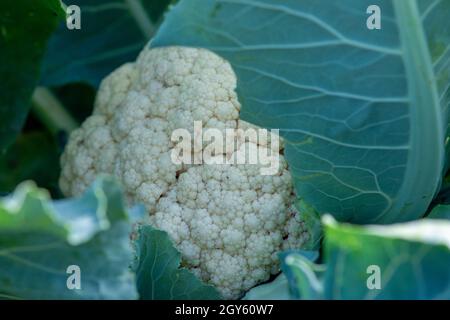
[31,87,78,135]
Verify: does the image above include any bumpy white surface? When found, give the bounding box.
[60,46,310,299]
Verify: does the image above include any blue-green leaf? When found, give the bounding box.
[0,132,61,197]
[0,0,64,152]
[279,250,324,299]
[427,204,450,220]
[0,176,138,299]
[41,0,172,87]
[281,216,450,300]
[243,274,291,300]
[134,225,222,300]
[152,0,450,224]
[294,201,322,250]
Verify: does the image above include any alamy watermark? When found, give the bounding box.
[66,5,81,30]
[66,265,81,290]
[367,5,381,30]
[170,121,280,176]
[366,265,382,290]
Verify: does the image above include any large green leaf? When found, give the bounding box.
[152,0,450,224]
[243,274,291,300]
[280,216,450,300]
[133,225,222,300]
[294,200,322,250]
[427,204,450,220]
[244,250,321,300]
[52,83,96,123]
[432,174,450,206]
[279,250,324,299]
[0,176,139,299]
[0,0,64,153]
[41,0,172,87]
[0,132,61,197]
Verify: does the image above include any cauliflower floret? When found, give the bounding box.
[150,162,307,299]
[60,46,311,299]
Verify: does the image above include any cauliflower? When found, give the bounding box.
[60,46,311,299]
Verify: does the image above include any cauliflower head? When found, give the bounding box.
[60,46,311,299]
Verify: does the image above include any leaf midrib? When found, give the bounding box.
[125,0,154,39]
[379,0,444,223]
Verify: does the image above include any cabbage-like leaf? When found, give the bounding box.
[432,177,450,206]
[0,132,60,197]
[294,200,322,250]
[41,0,172,87]
[244,250,320,300]
[0,176,139,299]
[427,204,450,220]
[152,0,450,224]
[281,216,450,299]
[279,250,324,299]
[243,274,291,300]
[134,225,222,300]
[0,0,64,152]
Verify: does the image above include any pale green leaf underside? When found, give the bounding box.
[279,216,450,299]
[243,274,291,300]
[323,217,450,299]
[152,0,450,223]
[0,177,138,299]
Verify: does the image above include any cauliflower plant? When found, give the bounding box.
[60,46,311,299]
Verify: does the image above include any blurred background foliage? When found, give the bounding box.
[0,0,174,197]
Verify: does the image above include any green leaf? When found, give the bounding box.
[432,174,450,205]
[245,250,322,300]
[282,216,450,300]
[0,0,64,153]
[0,132,61,197]
[134,225,222,300]
[295,200,322,250]
[427,204,450,220]
[243,274,291,300]
[152,0,450,224]
[52,83,96,123]
[279,250,324,300]
[0,176,138,299]
[41,0,172,87]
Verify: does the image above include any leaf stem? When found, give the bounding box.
[31,87,78,135]
[125,0,155,39]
